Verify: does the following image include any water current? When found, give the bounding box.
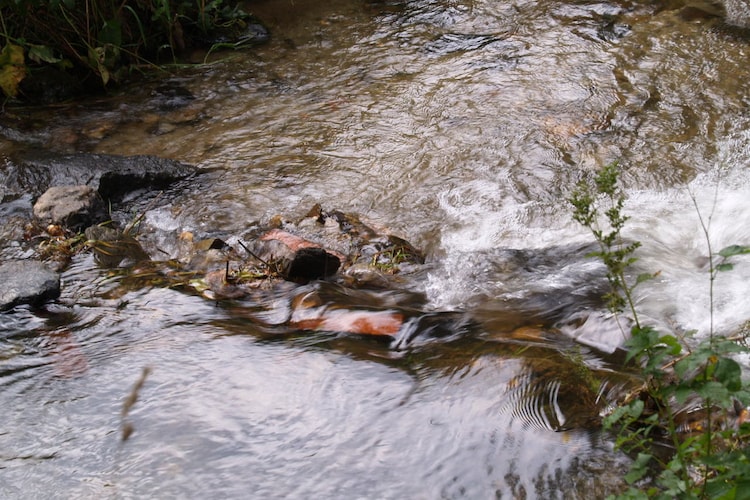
[2,0,750,497]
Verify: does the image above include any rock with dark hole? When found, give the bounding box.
[286,247,341,282]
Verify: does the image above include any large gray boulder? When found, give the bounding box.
[1,150,198,202]
[0,260,60,310]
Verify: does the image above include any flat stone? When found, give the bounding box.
[33,185,106,229]
[0,260,60,310]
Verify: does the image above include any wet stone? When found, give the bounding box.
[150,84,195,111]
[0,260,60,310]
[205,20,270,46]
[1,151,198,202]
[244,229,343,283]
[84,225,151,267]
[33,185,106,230]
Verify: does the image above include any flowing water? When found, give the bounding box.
[2,0,750,497]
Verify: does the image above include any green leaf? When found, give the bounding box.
[626,326,660,362]
[49,0,77,9]
[636,272,656,285]
[123,6,148,48]
[715,357,742,392]
[605,399,644,430]
[624,452,652,484]
[99,19,122,47]
[696,380,731,403]
[659,334,682,355]
[675,346,714,378]
[716,263,734,272]
[704,481,734,499]
[0,43,24,66]
[674,385,693,405]
[736,480,750,500]
[87,46,110,85]
[718,245,750,258]
[28,44,62,64]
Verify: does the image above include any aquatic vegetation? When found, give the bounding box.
[370,245,414,273]
[570,162,750,498]
[27,221,88,267]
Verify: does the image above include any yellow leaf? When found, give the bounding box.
[0,44,24,66]
[8,44,24,65]
[0,62,26,98]
[0,44,26,97]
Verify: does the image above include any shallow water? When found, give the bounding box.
[2,0,750,497]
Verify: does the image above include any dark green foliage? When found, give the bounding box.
[570,162,750,498]
[0,0,262,97]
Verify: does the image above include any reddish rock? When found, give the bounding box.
[291,309,404,337]
[248,229,343,282]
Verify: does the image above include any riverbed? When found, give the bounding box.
[2,0,750,497]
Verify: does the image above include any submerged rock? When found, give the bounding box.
[150,83,196,111]
[204,19,271,46]
[285,283,414,339]
[0,260,60,310]
[264,204,424,273]
[84,225,151,267]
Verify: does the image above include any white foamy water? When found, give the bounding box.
[626,167,750,342]
[428,132,750,350]
[724,0,750,27]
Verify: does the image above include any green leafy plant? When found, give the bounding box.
[569,162,750,498]
[0,0,263,98]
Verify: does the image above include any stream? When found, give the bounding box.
[2,0,750,497]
